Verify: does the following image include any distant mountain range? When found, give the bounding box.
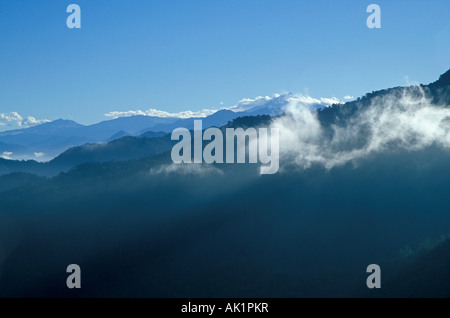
[0,93,332,161]
[0,69,448,177]
[0,116,177,161]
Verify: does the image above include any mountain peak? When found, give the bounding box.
[212,109,235,115]
[43,119,83,127]
[436,69,450,86]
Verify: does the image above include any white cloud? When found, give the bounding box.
[1,152,13,160]
[343,95,354,100]
[0,112,50,129]
[0,112,22,122]
[230,95,275,111]
[105,94,342,120]
[272,86,450,171]
[19,116,51,127]
[105,108,218,119]
[34,152,44,158]
[229,94,342,112]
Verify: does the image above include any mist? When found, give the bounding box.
[272,87,450,171]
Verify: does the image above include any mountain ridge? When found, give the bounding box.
[0,68,448,175]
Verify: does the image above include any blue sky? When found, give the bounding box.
[0,0,449,129]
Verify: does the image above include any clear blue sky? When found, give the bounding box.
[0,0,449,127]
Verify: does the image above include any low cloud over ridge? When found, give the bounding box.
[272,87,450,171]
